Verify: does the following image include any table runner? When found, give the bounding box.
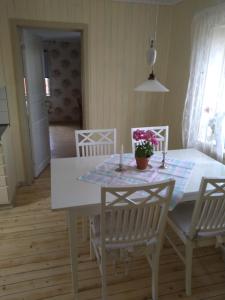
[78,153,195,209]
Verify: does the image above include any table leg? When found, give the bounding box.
[68,210,79,300]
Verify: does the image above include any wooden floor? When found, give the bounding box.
[49,123,80,158]
[0,168,225,300]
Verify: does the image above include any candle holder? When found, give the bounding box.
[115,163,126,172]
[159,151,167,169]
[115,147,126,172]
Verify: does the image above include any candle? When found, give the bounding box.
[121,144,124,154]
[164,139,167,153]
[120,144,124,167]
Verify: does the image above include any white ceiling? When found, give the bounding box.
[114,0,185,5]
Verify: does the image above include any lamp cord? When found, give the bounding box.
[149,1,159,52]
[154,0,159,48]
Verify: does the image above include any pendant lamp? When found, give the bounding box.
[134,3,169,93]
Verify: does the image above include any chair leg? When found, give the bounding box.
[89,226,95,260]
[151,252,160,300]
[82,216,88,241]
[185,241,193,296]
[101,255,107,300]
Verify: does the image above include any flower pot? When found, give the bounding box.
[135,157,149,170]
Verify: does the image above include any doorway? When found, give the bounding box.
[22,28,83,172]
[41,31,83,158]
[13,21,88,181]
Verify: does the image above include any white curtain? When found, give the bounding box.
[182,3,225,162]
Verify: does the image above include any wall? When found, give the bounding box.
[164,0,225,149]
[44,39,82,124]
[0,0,223,188]
[0,44,5,86]
[0,0,172,184]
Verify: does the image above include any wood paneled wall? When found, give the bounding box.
[0,42,5,86]
[0,0,172,183]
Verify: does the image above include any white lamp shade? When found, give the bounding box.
[134,79,169,93]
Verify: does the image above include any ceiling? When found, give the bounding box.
[114,0,185,5]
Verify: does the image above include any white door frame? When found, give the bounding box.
[10,19,89,184]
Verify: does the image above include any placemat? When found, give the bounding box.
[78,153,195,209]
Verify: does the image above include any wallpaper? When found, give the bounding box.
[44,39,82,124]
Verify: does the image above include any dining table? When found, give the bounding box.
[51,148,225,299]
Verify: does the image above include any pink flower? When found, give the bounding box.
[151,136,159,145]
[204,107,210,113]
[133,129,144,141]
[133,129,159,145]
[145,130,153,141]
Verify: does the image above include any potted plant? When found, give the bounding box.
[133,129,159,170]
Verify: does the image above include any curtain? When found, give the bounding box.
[182,3,225,162]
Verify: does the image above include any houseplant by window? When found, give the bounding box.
[133,129,158,170]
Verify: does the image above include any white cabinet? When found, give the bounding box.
[0,126,14,206]
[0,175,7,187]
[0,187,8,204]
[0,87,9,125]
[0,140,9,204]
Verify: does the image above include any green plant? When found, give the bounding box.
[133,129,158,158]
[135,141,154,158]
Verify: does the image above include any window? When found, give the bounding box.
[24,47,51,97]
[23,76,51,97]
[43,49,51,97]
[182,4,225,162]
[198,26,225,145]
[44,77,51,97]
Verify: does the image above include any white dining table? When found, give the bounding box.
[51,148,225,299]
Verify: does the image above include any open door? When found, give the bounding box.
[22,29,50,177]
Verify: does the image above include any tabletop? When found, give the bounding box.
[51,148,225,212]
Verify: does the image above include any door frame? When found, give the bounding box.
[10,19,89,183]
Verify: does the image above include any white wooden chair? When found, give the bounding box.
[90,179,175,300]
[75,128,117,241]
[75,128,116,157]
[131,126,169,153]
[166,177,225,296]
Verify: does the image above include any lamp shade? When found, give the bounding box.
[134,78,169,93]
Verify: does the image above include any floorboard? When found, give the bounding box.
[0,168,224,300]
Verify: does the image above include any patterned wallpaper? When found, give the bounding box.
[44,39,82,123]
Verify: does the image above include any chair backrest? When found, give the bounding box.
[75,128,116,157]
[100,179,175,248]
[131,126,169,153]
[189,178,225,239]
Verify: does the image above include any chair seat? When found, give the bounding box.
[166,178,225,297]
[168,201,225,238]
[90,215,157,250]
[168,201,194,236]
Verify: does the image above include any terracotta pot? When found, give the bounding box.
[135,157,149,170]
